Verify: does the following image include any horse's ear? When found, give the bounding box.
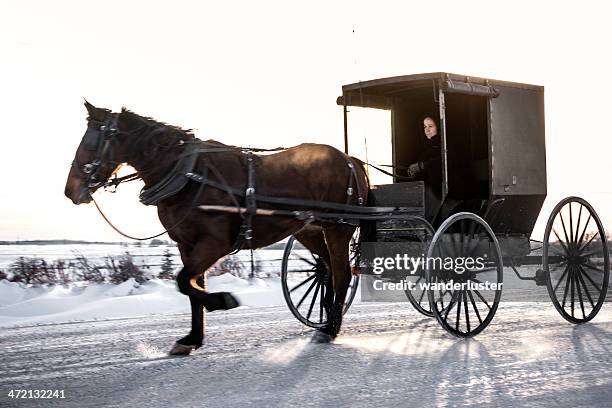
[83,99,106,121]
[84,99,96,114]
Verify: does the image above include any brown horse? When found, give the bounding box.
[64,102,369,354]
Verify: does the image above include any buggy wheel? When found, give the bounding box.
[425,212,503,337]
[281,235,359,328]
[543,197,610,324]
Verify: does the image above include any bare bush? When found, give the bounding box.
[106,252,147,284]
[209,255,246,278]
[8,257,58,285]
[53,260,72,284]
[72,254,106,283]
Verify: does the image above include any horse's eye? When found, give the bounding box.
[83,164,94,174]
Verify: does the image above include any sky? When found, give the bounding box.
[1,0,611,241]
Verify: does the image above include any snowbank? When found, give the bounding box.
[0,275,287,328]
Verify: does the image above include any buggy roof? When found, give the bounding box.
[339,72,543,107]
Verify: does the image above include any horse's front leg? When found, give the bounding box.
[169,245,240,356]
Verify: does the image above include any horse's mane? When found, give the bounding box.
[118,108,239,154]
[120,107,197,140]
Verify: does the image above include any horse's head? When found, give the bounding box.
[64,101,125,204]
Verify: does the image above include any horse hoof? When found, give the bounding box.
[205,292,240,312]
[221,292,240,309]
[311,331,333,344]
[169,342,196,356]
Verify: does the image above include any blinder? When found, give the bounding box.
[73,114,121,194]
[82,124,102,151]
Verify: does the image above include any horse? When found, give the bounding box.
[64,101,370,355]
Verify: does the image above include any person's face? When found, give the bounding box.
[423,117,438,139]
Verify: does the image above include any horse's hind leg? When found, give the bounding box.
[170,242,240,356]
[312,224,355,343]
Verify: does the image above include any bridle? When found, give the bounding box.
[71,114,122,197]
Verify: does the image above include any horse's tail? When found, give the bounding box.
[351,157,376,241]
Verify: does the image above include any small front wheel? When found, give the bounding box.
[281,235,359,328]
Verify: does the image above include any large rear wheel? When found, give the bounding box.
[425,212,503,337]
[543,197,610,323]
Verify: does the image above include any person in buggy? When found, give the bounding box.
[406,116,442,222]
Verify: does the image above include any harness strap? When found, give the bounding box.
[226,152,257,255]
[346,158,364,205]
[185,172,399,214]
[243,152,257,243]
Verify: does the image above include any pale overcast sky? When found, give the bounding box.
[1,0,611,241]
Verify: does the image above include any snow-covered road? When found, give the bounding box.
[2,302,612,408]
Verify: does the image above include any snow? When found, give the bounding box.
[2,302,612,408]
[0,275,289,328]
[1,246,612,407]
[0,243,296,327]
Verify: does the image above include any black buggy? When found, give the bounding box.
[281,72,610,337]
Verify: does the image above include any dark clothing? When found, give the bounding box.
[417,135,442,222]
[418,135,442,190]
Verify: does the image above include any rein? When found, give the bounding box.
[92,167,209,241]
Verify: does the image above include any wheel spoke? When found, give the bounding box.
[467,290,483,324]
[295,278,318,309]
[455,290,462,331]
[553,229,570,255]
[576,269,595,309]
[574,204,583,244]
[579,233,599,254]
[576,214,593,249]
[289,273,316,293]
[569,202,574,246]
[294,254,317,266]
[561,266,572,308]
[473,289,491,310]
[581,263,606,274]
[559,212,572,251]
[418,285,426,304]
[553,265,570,293]
[579,265,602,292]
[443,290,459,321]
[287,269,317,274]
[463,290,471,332]
[581,249,605,258]
[575,269,586,319]
[433,288,448,306]
[306,281,321,320]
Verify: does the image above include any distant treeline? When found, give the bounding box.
[0,239,286,249]
[0,240,129,245]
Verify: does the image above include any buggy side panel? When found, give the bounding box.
[489,85,546,196]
